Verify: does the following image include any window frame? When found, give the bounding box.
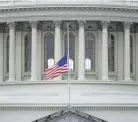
[24,33,32,73]
[63,31,76,73]
[42,31,55,76]
[85,31,97,74]
[4,33,9,79]
[22,32,31,76]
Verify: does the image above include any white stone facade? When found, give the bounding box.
[0,1,138,122]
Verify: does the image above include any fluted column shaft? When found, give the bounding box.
[78,20,86,80]
[30,21,38,81]
[124,22,131,81]
[101,21,109,80]
[54,20,62,80]
[8,22,15,81]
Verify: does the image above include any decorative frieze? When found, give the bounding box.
[0,106,138,111]
[61,22,78,31]
[0,23,6,32]
[16,22,23,31]
[22,22,31,32]
[37,21,43,30]
[116,22,124,32]
[0,7,138,13]
[96,21,102,30]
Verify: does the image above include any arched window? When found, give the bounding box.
[64,32,75,71]
[48,58,54,68]
[24,33,31,72]
[108,34,115,72]
[6,36,9,73]
[85,58,91,71]
[69,59,74,71]
[130,35,133,73]
[85,32,95,71]
[44,33,54,69]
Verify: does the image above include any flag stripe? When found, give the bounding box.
[45,57,68,80]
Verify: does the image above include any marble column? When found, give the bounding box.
[117,32,124,81]
[101,21,109,81]
[37,29,42,80]
[97,30,102,80]
[54,20,62,80]
[16,31,22,81]
[30,21,38,81]
[124,22,131,81]
[8,22,16,81]
[78,20,86,80]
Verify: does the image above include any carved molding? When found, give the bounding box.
[78,20,86,27]
[0,106,138,111]
[124,22,132,29]
[0,7,138,13]
[116,22,124,32]
[53,20,61,27]
[30,21,37,28]
[7,22,15,29]
[101,21,110,28]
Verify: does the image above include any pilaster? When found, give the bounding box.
[37,29,42,80]
[124,22,132,81]
[8,22,16,81]
[97,30,102,80]
[78,20,86,80]
[30,21,38,81]
[53,20,62,80]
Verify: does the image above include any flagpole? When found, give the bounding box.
[67,23,71,109]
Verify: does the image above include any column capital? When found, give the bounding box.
[101,21,110,28]
[7,22,15,29]
[30,21,37,28]
[53,20,61,27]
[124,22,132,29]
[78,20,86,27]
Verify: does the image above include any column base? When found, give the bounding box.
[8,78,15,82]
[78,76,86,81]
[101,77,109,81]
[124,77,132,82]
[30,77,38,81]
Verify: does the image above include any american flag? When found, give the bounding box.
[45,56,68,80]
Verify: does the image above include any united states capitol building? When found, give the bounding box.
[0,0,138,122]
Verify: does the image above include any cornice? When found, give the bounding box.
[0,6,138,13]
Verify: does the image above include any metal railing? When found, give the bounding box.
[0,0,138,6]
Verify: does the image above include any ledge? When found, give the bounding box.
[0,103,138,111]
[0,80,138,86]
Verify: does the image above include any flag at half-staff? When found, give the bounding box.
[45,55,68,80]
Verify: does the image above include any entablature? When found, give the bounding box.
[0,6,138,23]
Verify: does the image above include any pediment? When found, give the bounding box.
[32,109,108,122]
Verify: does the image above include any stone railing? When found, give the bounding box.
[0,0,138,6]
